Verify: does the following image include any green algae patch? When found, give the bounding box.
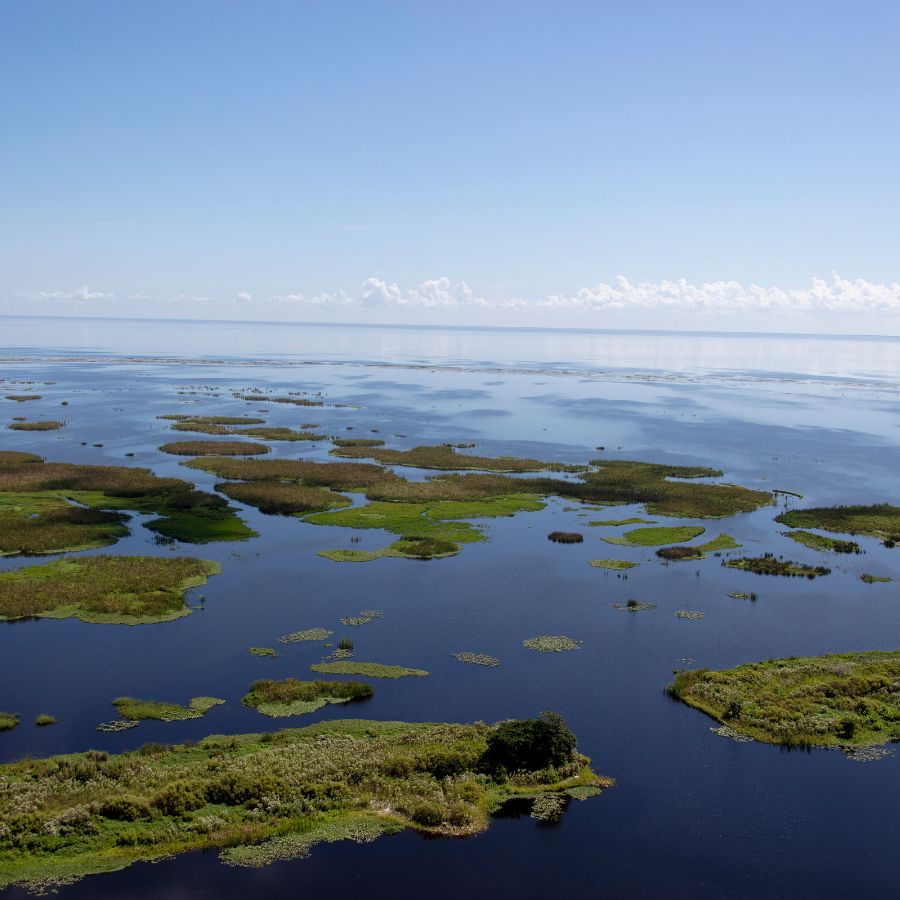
[0,555,220,624]
[0,716,605,891]
[657,533,740,561]
[112,696,225,722]
[724,554,830,578]
[0,493,129,556]
[160,440,269,456]
[0,451,253,545]
[249,646,277,657]
[776,504,900,543]
[0,712,19,732]
[310,661,428,678]
[8,420,65,431]
[280,627,333,643]
[605,525,705,547]
[783,530,861,554]
[668,650,900,748]
[217,480,350,515]
[588,517,657,526]
[523,635,582,652]
[589,559,638,570]
[242,678,373,717]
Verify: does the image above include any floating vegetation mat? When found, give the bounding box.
[309,661,428,678]
[279,627,333,643]
[96,719,139,733]
[610,600,656,612]
[724,555,830,578]
[7,420,65,431]
[547,531,583,543]
[727,591,757,600]
[674,610,706,620]
[0,712,20,732]
[0,555,220,625]
[452,652,500,667]
[341,610,383,626]
[589,559,637,570]
[605,525,705,547]
[242,678,373,717]
[783,530,860,553]
[588,517,657,526]
[0,716,607,891]
[111,696,225,722]
[160,440,270,456]
[860,574,892,584]
[668,650,900,748]
[248,647,277,657]
[523,635,582,652]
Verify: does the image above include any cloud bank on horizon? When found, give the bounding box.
[11,273,900,327]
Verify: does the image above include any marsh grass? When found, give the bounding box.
[329,443,567,473]
[242,679,372,717]
[656,533,740,561]
[452,652,500,667]
[776,504,900,543]
[160,440,270,456]
[340,610,383,626]
[674,610,706,620]
[0,555,221,624]
[309,661,428,678]
[588,559,637,570]
[605,525,705,547]
[249,647,277,657]
[724,554,831,578]
[860,574,892,584]
[611,600,656,612]
[4,395,41,401]
[547,531,583,543]
[216,481,350,515]
[34,715,56,727]
[280,628,333,643]
[668,650,900,747]
[8,421,65,431]
[0,712,19,731]
[588,518,656,526]
[523,636,582,652]
[112,697,225,722]
[783,530,861,553]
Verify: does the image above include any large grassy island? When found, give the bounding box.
[668,650,900,747]
[0,714,609,891]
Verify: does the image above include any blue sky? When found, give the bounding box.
[2,1,899,332]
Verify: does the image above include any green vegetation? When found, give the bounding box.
[668,650,900,747]
[452,652,500,667]
[776,504,900,544]
[0,713,19,731]
[333,438,385,448]
[656,533,740,561]
[235,427,325,442]
[588,518,657,526]
[605,525,705,547]
[523,635,582,652]
[610,599,656,612]
[242,679,372,717]
[8,420,64,431]
[216,480,350,515]
[112,697,225,722]
[0,555,220,624]
[728,591,757,600]
[341,610,382,626]
[34,715,56,727]
[280,628,332,643]
[249,647,277,657]
[160,440,270,456]
[0,716,606,891]
[674,610,706,620]
[162,415,266,426]
[861,574,892,584]
[318,548,383,563]
[309,661,428,678]
[0,451,254,545]
[588,559,637,570]
[4,394,41,401]
[237,394,324,406]
[724,554,831,578]
[548,531,583,543]
[783,530,861,553]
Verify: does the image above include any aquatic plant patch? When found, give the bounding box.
[309,661,428,678]
[588,559,638,570]
[548,531,583,543]
[249,647,277,656]
[216,480,351,515]
[280,627,333,643]
[112,696,225,722]
[668,650,900,748]
[860,574,892,584]
[674,610,706,620]
[340,610,383,626]
[610,600,656,612]
[724,555,831,578]
[242,678,373,717]
[452,652,500,667]
[0,712,19,731]
[656,533,740,561]
[783,530,861,553]
[588,518,657,526]
[523,635,582,652]
[776,504,900,543]
[0,555,220,624]
[605,525,705,547]
[7,420,65,431]
[160,440,270,456]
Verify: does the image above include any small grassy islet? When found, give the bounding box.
[605,525,706,547]
[523,635,582,652]
[589,559,638,570]
[656,533,740,561]
[309,661,428,678]
[280,628,333,643]
[7,420,65,431]
[776,504,900,544]
[160,440,270,457]
[112,697,225,722]
[783,530,861,554]
[452,652,500,667]
[242,678,373,717]
[724,554,831,578]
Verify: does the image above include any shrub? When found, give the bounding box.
[206,773,285,806]
[482,711,577,773]
[150,780,207,817]
[548,531,583,544]
[339,637,353,651]
[410,801,444,827]
[34,714,57,727]
[98,797,151,821]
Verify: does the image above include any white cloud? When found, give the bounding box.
[236,292,253,304]
[360,277,487,308]
[25,286,113,302]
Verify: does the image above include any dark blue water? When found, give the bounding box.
[1,321,899,898]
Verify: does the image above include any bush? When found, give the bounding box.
[98,797,150,821]
[339,637,353,651]
[206,773,285,806]
[410,801,444,827]
[548,531,583,544]
[151,780,207,817]
[420,748,474,779]
[482,712,577,774]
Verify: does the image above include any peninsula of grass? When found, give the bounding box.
[309,661,428,678]
[216,480,351,515]
[724,554,831,578]
[0,714,607,892]
[249,647,277,657]
[656,533,740,561]
[776,504,900,544]
[242,678,373,717]
[0,555,220,624]
[605,525,705,547]
[523,635,582,653]
[783,530,861,553]
[112,697,225,722]
[8,420,65,431]
[668,650,900,748]
[160,440,270,457]
[589,559,638,570]
[0,451,254,545]
[0,713,19,731]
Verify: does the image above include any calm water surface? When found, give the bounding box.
[0,318,898,898]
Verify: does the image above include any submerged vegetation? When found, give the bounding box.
[724,555,831,578]
[0,555,220,624]
[605,525,705,547]
[309,661,428,678]
[112,697,225,722]
[860,574,892,584]
[776,504,900,544]
[523,635,582,653]
[668,650,900,747]
[611,600,656,612]
[0,716,606,891]
[242,679,373,717]
[783,530,861,553]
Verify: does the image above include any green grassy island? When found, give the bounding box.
[242,678,373,717]
[776,504,900,544]
[7,420,65,431]
[668,650,900,747]
[0,555,220,624]
[724,555,831,578]
[0,715,609,891]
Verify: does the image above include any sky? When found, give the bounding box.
[2,0,899,334]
